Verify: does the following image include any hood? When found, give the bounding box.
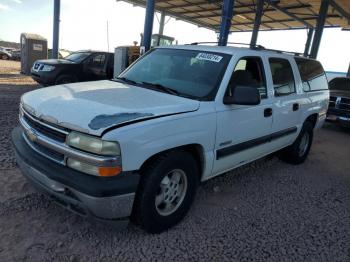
[36,59,76,65]
[21,80,200,136]
[330,89,350,98]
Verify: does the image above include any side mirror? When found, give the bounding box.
[223,85,261,105]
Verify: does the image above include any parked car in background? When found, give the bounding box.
[327,77,350,127]
[13,45,329,233]
[10,49,21,61]
[31,50,114,86]
[0,48,12,60]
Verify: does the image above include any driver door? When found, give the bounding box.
[83,53,107,81]
[212,56,273,176]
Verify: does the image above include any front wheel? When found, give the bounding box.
[55,75,77,85]
[132,151,199,233]
[279,122,314,165]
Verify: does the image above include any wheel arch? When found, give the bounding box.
[304,113,318,128]
[139,144,206,180]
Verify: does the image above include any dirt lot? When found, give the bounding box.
[1,60,350,261]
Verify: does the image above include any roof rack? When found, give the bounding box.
[188,41,305,57]
[261,48,304,57]
[189,42,265,49]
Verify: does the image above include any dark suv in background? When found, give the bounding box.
[327,77,350,128]
[31,50,114,86]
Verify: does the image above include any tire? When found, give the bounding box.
[1,54,9,60]
[132,150,199,233]
[279,121,314,165]
[55,75,77,85]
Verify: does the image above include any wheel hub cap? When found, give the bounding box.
[155,169,188,216]
[298,132,310,157]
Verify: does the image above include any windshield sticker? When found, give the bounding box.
[196,53,223,63]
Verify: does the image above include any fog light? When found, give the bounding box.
[67,158,122,177]
[67,158,99,176]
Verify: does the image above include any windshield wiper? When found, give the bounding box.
[141,81,179,96]
[114,77,138,85]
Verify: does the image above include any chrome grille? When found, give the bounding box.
[20,107,68,163]
[19,105,120,168]
[22,113,67,142]
[328,96,350,112]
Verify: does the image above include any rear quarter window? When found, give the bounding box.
[295,58,328,92]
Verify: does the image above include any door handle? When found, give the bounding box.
[293,103,299,111]
[264,108,273,117]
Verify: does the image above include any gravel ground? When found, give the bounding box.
[1,61,350,261]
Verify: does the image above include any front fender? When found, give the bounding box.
[102,104,217,176]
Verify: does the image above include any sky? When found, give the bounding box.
[0,0,349,72]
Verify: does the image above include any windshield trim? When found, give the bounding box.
[114,48,231,101]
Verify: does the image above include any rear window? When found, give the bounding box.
[295,58,328,92]
[329,77,350,91]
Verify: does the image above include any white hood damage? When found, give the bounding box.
[21,80,200,136]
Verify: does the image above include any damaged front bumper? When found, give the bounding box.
[12,127,140,228]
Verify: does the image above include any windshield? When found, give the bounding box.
[329,78,350,91]
[118,48,231,100]
[64,52,91,63]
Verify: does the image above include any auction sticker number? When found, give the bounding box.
[196,53,223,63]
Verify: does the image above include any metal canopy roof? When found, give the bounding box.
[120,0,350,32]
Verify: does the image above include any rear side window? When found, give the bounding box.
[269,58,296,96]
[295,58,328,92]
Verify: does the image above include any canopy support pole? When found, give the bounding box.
[159,11,165,35]
[304,28,314,57]
[250,0,264,47]
[142,0,155,52]
[310,0,329,59]
[52,0,60,59]
[218,0,235,46]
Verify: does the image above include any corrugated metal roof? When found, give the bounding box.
[119,0,350,32]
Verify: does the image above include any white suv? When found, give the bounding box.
[12,45,329,233]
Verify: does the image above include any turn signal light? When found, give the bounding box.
[98,166,122,177]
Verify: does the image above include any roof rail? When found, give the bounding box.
[189,41,265,49]
[188,41,305,57]
[261,47,305,57]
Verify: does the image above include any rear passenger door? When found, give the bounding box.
[267,57,302,147]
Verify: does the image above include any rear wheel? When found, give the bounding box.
[1,54,9,60]
[55,75,77,85]
[279,122,314,165]
[132,150,199,233]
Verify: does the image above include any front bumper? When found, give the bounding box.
[31,69,56,86]
[12,127,140,227]
[326,113,350,127]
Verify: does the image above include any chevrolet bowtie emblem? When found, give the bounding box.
[26,128,37,142]
[335,97,341,109]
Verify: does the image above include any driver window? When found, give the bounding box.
[87,54,106,68]
[227,57,267,99]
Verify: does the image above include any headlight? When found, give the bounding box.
[41,65,55,71]
[66,131,121,156]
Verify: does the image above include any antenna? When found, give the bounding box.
[106,20,110,52]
